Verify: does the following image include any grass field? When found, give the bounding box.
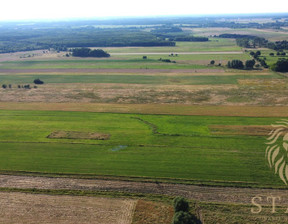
[0,109,286,188]
[0,73,280,85]
[0,58,210,70]
[100,39,242,53]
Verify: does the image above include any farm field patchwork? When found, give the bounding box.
[0,21,288,223]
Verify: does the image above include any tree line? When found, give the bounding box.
[219,33,288,51]
[0,27,175,53]
[71,48,110,57]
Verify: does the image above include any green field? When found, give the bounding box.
[101,39,242,53]
[0,110,285,187]
[0,73,280,85]
[0,59,209,70]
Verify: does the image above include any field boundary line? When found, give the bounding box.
[1,103,288,117]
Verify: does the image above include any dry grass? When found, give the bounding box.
[209,125,288,136]
[47,130,110,140]
[0,102,288,117]
[132,200,174,224]
[0,192,136,224]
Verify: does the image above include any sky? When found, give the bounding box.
[0,0,287,21]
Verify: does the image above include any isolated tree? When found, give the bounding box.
[143,56,147,59]
[210,60,215,65]
[2,84,7,89]
[269,53,274,56]
[245,59,255,69]
[34,78,44,85]
[271,58,288,72]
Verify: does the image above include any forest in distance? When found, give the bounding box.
[0,13,288,53]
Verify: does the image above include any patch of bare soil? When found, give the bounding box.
[47,131,110,140]
[1,175,288,206]
[0,191,136,224]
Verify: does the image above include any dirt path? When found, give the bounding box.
[1,175,288,205]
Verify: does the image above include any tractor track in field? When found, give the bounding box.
[0,174,288,205]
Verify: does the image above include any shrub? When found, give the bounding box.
[173,197,189,212]
[2,84,7,89]
[172,211,196,224]
[34,78,44,85]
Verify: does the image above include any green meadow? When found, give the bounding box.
[101,39,242,53]
[0,59,209,70]
[0,73,280,85]
[0,110,286,187]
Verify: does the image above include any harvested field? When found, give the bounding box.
[47,131,110,140]
[132,200,174,224]
[209,125,284,136]
[0,83,235,104]
[0,191,136,224]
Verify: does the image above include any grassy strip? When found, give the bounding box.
[0,73,278,84]
[0,170,267,188]
[0,103,288,117]
[0,187,174,203]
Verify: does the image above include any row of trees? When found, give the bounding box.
[2,84,37,89]
[72,48,110,57]
[169,36,209,42]
[249,51,268,68]
[2,79,44,89]
[220,33,288,51]
[227,59,256,69]
[227,55,288,72]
